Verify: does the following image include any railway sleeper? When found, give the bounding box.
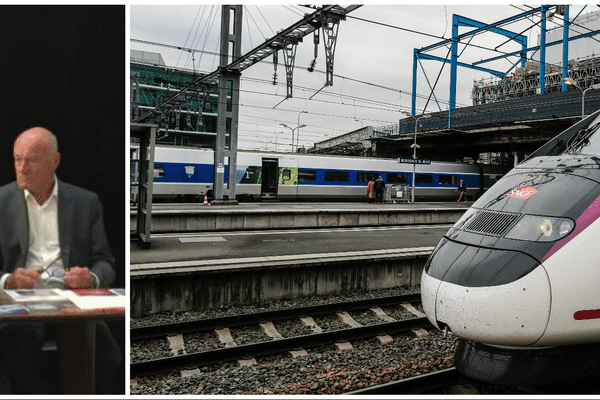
[167,334,186,357]
[213,327,258,367]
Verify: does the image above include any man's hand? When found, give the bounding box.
[63,266,94,289]
[5,268,41,289]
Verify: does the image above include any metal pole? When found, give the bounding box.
[582,89,586,119]
[296,112,302,152]
[412,120,417,203]
[291,128,295,152]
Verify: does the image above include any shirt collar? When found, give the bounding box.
[23,176,59,206]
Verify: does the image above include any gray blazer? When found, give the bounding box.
[0,180,115,287]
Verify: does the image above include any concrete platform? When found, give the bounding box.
[130,202,468,317]
[131,201,470,233]
[130,247,433,317]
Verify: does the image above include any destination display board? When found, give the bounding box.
[398,158,431,164]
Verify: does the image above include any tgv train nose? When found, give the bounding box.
[421,239,552,347]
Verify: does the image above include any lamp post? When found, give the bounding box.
[402,112,430,203]
[297,111,308,152]
[279,123,307,152]
[275,131,284,152]
[563,77,600,119]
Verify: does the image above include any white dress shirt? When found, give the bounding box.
[23,177,64,278]
[0,177,99,290]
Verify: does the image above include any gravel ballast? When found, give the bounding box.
[131,285,463,395]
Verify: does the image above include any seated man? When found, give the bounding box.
[0,127,122,393]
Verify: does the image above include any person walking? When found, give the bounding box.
[456,180,468,201]
[374,175,385,204]
[366,177,376,203]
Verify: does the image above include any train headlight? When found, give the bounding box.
[540,219,553,237]
[505,216,575,242]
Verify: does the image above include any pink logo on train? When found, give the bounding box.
[505,185,538,199]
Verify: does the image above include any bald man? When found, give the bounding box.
[0,127,120,393]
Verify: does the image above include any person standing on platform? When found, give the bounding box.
[366,176,376,203]
[456,180,468,201]
[374,175,385,204]
[0,127,121,394]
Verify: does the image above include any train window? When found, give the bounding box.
[299,170,316,182]
[324,171,350,182]
[153,165,164,179]
[357,172,379,182]
[282,169,291,181]
[577,126,600,155]
[439,175,457,185]
[387,173,408,184]
[415,174,433,184]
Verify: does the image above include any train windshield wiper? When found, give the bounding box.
[566,122,600,156]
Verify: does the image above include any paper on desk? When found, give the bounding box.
[58,288,126,310]
[4,289,66,302]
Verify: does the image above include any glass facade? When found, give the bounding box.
[130,53,220,148]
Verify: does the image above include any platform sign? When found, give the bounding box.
[398,158,431,165]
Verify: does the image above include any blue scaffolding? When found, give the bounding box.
[410,5,600,126]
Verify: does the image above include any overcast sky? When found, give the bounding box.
[130,4,595,151]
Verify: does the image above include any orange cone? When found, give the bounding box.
[202,194,209,206]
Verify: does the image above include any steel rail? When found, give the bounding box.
[130,316,431,377]
[131,293,421,341]
[347,367,464,394]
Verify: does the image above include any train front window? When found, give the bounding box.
[575,126,600,156]
[566,118,600,156]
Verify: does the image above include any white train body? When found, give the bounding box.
[420,109,600,385]
[131,145,503,202]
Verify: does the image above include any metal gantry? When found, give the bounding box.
[133,5,361,201]
[411,5,600,122]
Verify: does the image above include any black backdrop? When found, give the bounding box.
[0,6,126,288]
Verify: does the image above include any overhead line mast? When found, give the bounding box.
[134,5,361,202]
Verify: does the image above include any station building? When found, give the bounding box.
[130,50,220,148]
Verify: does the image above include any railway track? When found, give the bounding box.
[130,293,432,378]
[348,367,468,394]
[349,367,600,395]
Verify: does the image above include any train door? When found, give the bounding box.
[261,158,279,199]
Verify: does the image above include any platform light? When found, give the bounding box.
[563,77,578,88]
[279,123,306,153]
[401,111,430,203]
[563,78,600,119]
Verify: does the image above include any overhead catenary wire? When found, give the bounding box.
[133,5,597,151]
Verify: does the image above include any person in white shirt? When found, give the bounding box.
[0,127,120,393]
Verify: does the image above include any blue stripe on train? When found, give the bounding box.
[154,163,489,189]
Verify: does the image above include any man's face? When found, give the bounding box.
[13,133,59,195]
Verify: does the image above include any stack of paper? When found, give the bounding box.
[4,288,126,310]
[59,288,126,310]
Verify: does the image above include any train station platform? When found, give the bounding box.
[130,202,468,317]
[130,202,470,317]
[130,201,470,233]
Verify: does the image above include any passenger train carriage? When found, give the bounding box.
[130,145,503,202]
[421,109,600,386]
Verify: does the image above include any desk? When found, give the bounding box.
[0,289,125,394]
